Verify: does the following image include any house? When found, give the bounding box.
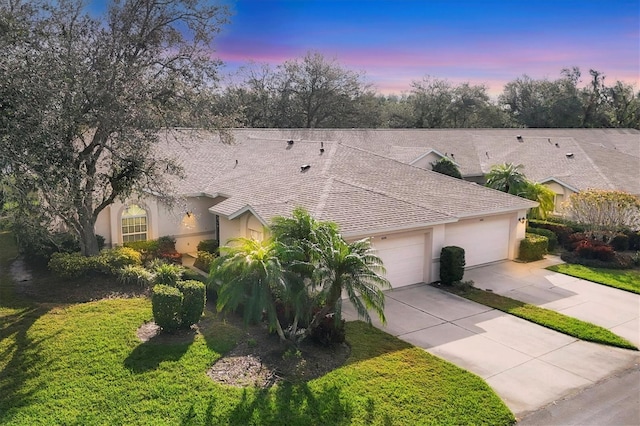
[338,128,640,213]
[96,128,538,289]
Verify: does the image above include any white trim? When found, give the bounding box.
[538,177,580,193]
[409,149,460,167]
[209,205,269,227]
[343,219,457,240]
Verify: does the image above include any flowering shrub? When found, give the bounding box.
[575,239,615,262]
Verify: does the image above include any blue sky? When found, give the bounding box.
[90,0,640,96]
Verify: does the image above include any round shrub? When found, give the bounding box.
[152,284,183,332]
[440,246,465,285]
[48,252,93,278]
[177,280,206,328]
[117,265,153,287]
[526,227,558,251]
[196,239,219,254]
[518,234,548,262]
[575,240,615,262]
[96,247,142,275]
[153,263,185,286]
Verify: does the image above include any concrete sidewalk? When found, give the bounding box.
[464,256,640,347]
[342,263,639,417]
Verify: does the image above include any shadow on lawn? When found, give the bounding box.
[0,303,54,423]
[214,383,356,425]
[124,330,197,373]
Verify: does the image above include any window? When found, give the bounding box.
[122,204,148,242]
[249,229,263,241]
[554,194,565,213]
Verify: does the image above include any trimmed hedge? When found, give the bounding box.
[526,227,558,251]
[440,246,465,285]
[527,220,574,248]
[152,284,183,332]
[177,280,206,328]
[48,247,142,278]
[519,233,548,262]
[197,239,219,254]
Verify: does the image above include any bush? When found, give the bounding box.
[152,284,183,332]
[440,246,465,285]
[310,314,346,346]
[197,239,219,254]
[528,220,574,248]
[560,251,632,269]
[124,236,181,263]
[177,280,206,328]
[575,240,615,262]
[117,265,153,287]
[193,251,216,272]
[48,252,93,278]
[95,246,142,275]
[518,233,548,262]
[182,268,206,283]
[611,234,629,252]
[626,231,640,251]
[153,263,185,286]
[526,227,558,251]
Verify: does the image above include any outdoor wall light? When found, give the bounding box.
[186,211,193,218]
[518,217,527,224]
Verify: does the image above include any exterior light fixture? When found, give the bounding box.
[518,217,526,224]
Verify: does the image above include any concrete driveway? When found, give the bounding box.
[342,259,639,417]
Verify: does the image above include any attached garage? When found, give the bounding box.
[371,231,430,288]
[444,215,511,267]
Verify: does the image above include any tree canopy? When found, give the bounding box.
[0,0,229,255]
[565,190,640,242]
[431,157,463,179]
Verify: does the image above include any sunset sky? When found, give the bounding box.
[213,0,639,96]
[87,0,639,96]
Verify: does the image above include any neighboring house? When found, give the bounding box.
[95,128,537,289]
[340,128,640,211]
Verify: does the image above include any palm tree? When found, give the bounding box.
[306,230,391,337]
[209,237,290,341]
[521,181,555,219]
[485,163,527,195]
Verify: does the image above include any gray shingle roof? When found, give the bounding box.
[157,129,537,235]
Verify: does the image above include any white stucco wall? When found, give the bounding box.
[542,182,576,214]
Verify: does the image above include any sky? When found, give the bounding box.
[87,0,639,97]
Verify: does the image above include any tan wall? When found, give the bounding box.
[412,152,443,169]
[98,195,221,252]
[542,182,576,214]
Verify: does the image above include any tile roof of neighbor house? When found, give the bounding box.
[158,129,537,236]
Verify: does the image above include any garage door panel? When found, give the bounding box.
[372,233,427,288]
[445,217,510,267]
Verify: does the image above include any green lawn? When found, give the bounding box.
[547,264,640,294]
[447,285,637,351]
[0,231,514,425]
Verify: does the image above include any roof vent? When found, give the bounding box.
[287,140,294,145]
[300,164,311,172]
[320,148,325,154]
[566,153,574,158]
[516,135,523,141]
[555,143,559,147]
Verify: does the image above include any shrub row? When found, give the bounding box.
[574,240,615,262]
[151,280,206,332]
[518,233,548,262]
[193,251,217,272]
[124,236,181,264]
[527,220,574,248]
[48,247,141,279]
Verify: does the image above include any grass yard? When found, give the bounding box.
[0,231,514,425]
[447,285,637,351]
[547,264,640,294]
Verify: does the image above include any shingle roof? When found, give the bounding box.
[157,129,537,235]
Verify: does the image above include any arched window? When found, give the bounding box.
[122,204,148,242]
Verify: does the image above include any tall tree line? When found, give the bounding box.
[215,55,640,129]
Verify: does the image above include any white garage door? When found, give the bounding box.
[371,232,427,288]
[445,216,510,267]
